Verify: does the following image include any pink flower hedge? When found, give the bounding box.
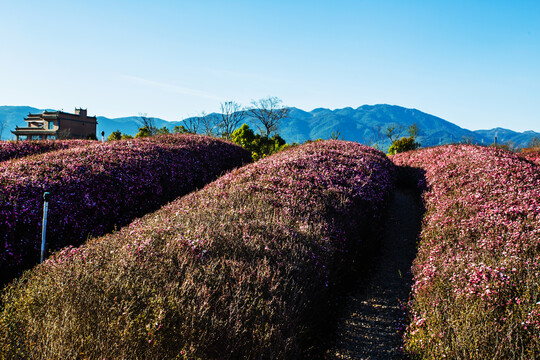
[393,145,540,359]
[0,134,250,284]
[0,139,94,163]
[519,149,540,165]
[0,141,395,359]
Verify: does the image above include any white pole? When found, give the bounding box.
[40,192,50,263]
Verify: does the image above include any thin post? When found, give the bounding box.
[40,192,50,263]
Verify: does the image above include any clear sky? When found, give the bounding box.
[1,0,539,131]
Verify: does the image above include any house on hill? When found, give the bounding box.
[11,108,97,140]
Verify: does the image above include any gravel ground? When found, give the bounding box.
[325,188,422,360]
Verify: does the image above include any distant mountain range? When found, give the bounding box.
[1,105,538,149]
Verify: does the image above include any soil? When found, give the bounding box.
[325,187,422,359]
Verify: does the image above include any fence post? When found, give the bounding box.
[40,192,50,263]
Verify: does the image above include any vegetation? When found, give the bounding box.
[388,136,420,155]
[387,124,421,155]
[0,139,94,163]
[248,96,289,138]
[0,134,250,284]
[393,145,540,359]
[231,124,289,160]
[0,141,395,359]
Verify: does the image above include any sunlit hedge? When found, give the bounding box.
[0,134,250,284]
[0,140,394,359]
[0,139,94,163]
[393,145,540,359]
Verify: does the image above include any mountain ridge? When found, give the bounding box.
[1,105,538,148]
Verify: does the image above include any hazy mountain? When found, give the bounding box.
[474,128,539,148]
[2,105,538,149]
[0,106,43,139]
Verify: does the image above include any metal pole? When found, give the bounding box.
[40,192,50,263]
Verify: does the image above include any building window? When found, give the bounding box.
[32,135,41,140]
[48,121,54,130]
[47,135,56,140]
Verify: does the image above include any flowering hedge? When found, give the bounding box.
[0,141,395,359]
[0,139,94,163]
[0,134,250,284]
[393,145,540,359]
[519,148,540,165]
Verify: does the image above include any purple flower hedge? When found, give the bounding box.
[0,134,250,284]
[393,145,540,359]
[0,140,395,359]
[0,139,94,163]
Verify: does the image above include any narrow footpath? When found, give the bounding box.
[325,188,422,359]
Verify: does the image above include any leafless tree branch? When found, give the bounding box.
[248,96,289,138]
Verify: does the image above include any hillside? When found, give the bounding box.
[2,105,538,148]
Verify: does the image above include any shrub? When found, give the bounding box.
[0,134,250,284]
[388,136,420,155]
[0,140,395,359]
[0,139,94,163]
[231,124,288,161]
[393,145,540,359]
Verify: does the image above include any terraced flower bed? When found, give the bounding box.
[0,139,94,163]
[0,134,250,284]
[393,145,540,359]
[0,140,394,359]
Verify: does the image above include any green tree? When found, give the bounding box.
[137,113,158,136]
[232,124,288,161]
[388,136,420,155]
[156,126,170,135]
[107,129,122,141]
[173,125,190,134]
[135,126,151,138]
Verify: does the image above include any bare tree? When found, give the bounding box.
[385,125,402,144]
[248,96,289,138]
[219,101,246,140]
[137,113,157,136]
[181,112,203,134]
[200,112,219,137]
[407,123,420,139]
[369,125,387,151]
[528,136,540,148]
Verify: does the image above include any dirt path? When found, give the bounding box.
[325,188,421,359]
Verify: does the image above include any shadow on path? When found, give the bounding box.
[325,186,423,359]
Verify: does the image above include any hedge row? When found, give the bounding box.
[393,145,540,359]
[0,140,395,359]
[519,148,540,165]
[0,139,94,163]
[0,134,251,284]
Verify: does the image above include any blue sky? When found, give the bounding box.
[1,0,539,131]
